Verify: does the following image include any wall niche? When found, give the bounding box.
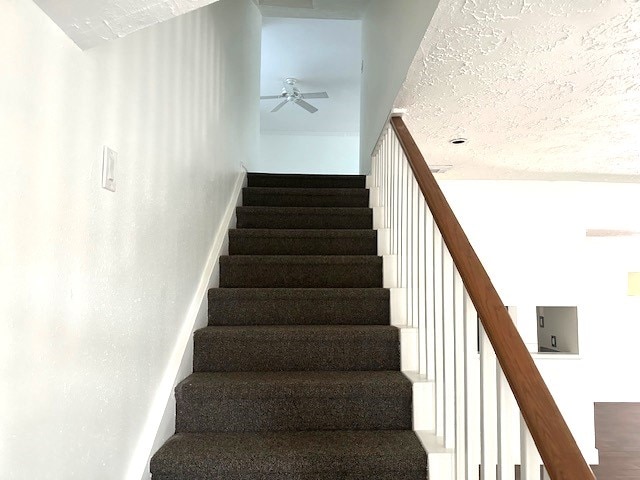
[536,306,579,354]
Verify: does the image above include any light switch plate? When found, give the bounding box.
[102,146,117,192]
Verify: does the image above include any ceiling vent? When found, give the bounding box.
[429,165,453,174]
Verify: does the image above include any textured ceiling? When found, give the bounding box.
[260,17,362,134]
[33,0,370,51]
[34,0,222,49]
[395,0,640,181]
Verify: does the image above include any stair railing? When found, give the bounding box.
[369,115,595,480]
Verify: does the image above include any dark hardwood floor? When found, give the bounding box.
[595,403,640,479]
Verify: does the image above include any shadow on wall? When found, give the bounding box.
[360,0,439,173]
[0,0,260,479]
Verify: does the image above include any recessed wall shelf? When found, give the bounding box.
[536,306,579,354]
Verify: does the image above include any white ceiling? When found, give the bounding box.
[260,17,362,134]
[32,0,370,50]
[258,0,371,20]
[395,0,640,181]
[34,0,222,50]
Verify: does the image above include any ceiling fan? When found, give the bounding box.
[260,78,328,114]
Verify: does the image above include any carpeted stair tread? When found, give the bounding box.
[150,430,427,479]
[151,172,429,479]
[236,206,372,230]
[228,229,377,255]
[175,371,412,433]
[178,370,410,396]
[247,173,366,189]
[193,325,399,372]
[208,288,389,326]
[243,187,369,208]
[220,255,382,288]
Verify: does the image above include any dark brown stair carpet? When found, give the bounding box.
[219,255,382,288]
[175,371,412,433]
[228,229,377,256]
[193,325,400,372]
[247,173,366,189]
[207,288,389,326]
[150,173,428,480]
[236,206,373,230]
[242,187,370,207]
[151,431,427,480]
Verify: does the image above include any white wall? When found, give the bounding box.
[256,133,360,174]
[440,180,640,462]
[359,0,439,173]
[0,1,260,478]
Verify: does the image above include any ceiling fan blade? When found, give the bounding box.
[261,95,283,100]
[295,99,318,113]
[271,100,288,113]
[301,92,329,99]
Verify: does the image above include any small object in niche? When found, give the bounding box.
[551,335,557,348]
[539,315,544,328]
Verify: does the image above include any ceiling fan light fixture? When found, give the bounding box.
[260,77,328,114]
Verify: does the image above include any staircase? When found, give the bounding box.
[150,173,428,480]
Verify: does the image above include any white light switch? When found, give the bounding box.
[102,146,117,192]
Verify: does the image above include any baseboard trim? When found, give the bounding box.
[125,171,246,480]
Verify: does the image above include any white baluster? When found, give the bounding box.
[391,134,398,256]
[434,231,445,439]
[396,151,402,290]
[377,133,384,210]
[464,292,481,479]
[443,249,456,449]
[385,131,392,228]
[405,166,413,328]
[382,134,388,226]
[425,214,436,382]
[377,134,382,217]
[374,147,378,185]
[380,129,386,187]
[385,136,393,246]
[497,355,518,479]
[400,154,410,308]
[417,198,427,376]
[412,177,420,330]
[370,153,376,189]
[390,135,397,255]
[375,132,382,188]
[520,416,542,480]
[480,325,498,480]
[396,150,403,298]
[454,270,467,479]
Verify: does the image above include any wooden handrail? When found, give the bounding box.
[390,116,595,480]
